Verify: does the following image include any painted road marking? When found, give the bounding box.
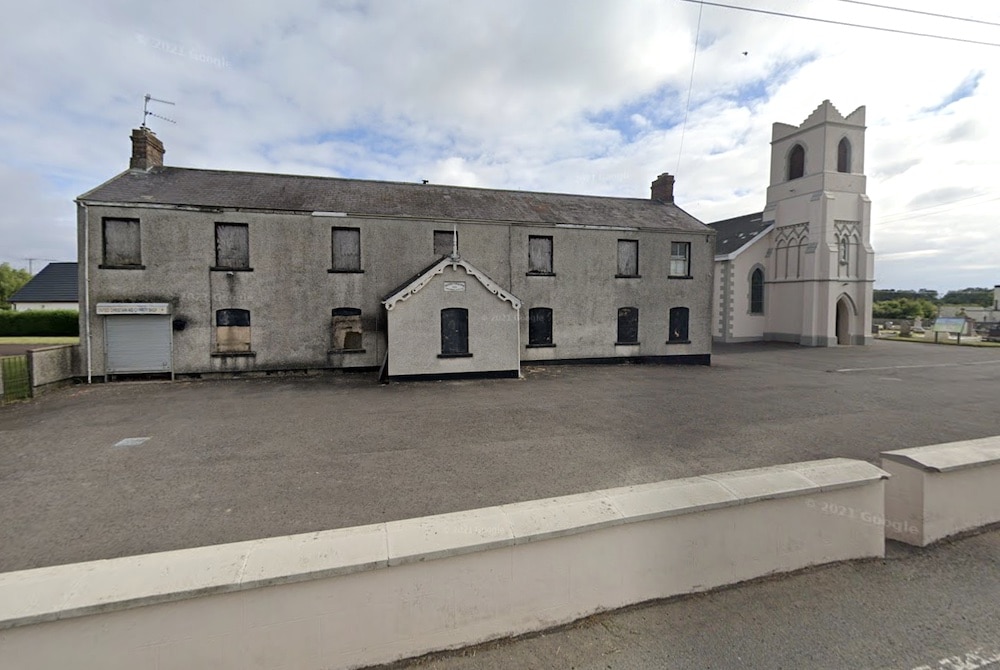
[909,647,1000,670]
[835,360,1000,373]
[114,437,151,447]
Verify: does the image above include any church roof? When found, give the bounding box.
[9,262,78,303]
[79,166,708,233]
[707,212,771,257]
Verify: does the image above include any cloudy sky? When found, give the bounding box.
[1,0,997,293]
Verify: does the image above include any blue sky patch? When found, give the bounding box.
[923,71,983,114]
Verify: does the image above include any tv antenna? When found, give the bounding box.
[141,93,176,128]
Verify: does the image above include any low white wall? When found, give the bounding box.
[0,458,887,670]
[882,436,1000,546]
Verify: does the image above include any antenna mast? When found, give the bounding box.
[141,94,176,128]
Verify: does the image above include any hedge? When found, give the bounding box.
[0,309,79,336]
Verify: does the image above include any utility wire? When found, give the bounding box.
[677,0,1000,48]
[830,0,1000,28]
[676,1,705,175]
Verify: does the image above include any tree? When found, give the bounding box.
[872,298,938,320]
[940,288,993,307]
[0,263,32,310]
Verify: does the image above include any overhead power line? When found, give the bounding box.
[830,0,1000,29]
[677,0,1000,48]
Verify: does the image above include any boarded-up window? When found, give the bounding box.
[216,308,251,352]
[669,242,690,277]
[440,308,469,355]
[788,144,805,180]
[750,268,764,314]
[215,223,250,269]
[528,235,553,274]
[102,218,142,267]
[617,239,638,276]
[331,227,361,271]
[669,307,689,343]
[617,307,639,344]
[332,307,363,350]
[434,230,457,257]
[528,307,553,346]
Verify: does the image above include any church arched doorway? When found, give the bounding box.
[836,297,852,345]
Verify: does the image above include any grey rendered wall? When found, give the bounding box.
[386,265,520,377]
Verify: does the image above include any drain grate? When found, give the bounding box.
[114,437,151,448]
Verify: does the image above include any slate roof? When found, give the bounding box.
[706,212,770,256]
[10,262,78,303]
[79,167,708,233]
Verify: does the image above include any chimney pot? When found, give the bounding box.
[651,172,675,203]
[130,127,165,171]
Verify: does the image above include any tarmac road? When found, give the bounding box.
[2,340,1000,574]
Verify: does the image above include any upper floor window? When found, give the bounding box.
[669,242,691,278]
[440,307,470,356]
[837,138,851,173]
[616,239,639,277]
[434,230,457,257]
[528,235,554,275]
[528,307,554,347]
[788,144,805,180]
[102,218,142,268]
[617,307,639,345]
[215,223,250,270]
[750,268,764,315]
[668,307,690,343]
[331,227,361,272]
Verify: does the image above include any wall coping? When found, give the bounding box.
[0,458,886,631]
[881,436,1000,473]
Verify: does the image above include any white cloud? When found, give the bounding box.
[1,0,999,292]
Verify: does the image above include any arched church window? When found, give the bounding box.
[750,268,764,315]
[788,144,805,180]
[837,138,851,173]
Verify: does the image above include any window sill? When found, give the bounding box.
[665,340,691,345]
[329,269,364,274]
[668,275,693,280]
[615,341,640,346]
[615,274,642,279]
[437,352,473,358]
[525,271,556,277]
[525,343,556,348]
[211,266,254,272]
[328,348,367,355]
[211,351,257,357]
[99,264,145,270]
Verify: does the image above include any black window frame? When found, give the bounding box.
[616,307,639,345]
[100,217,144,269]
[331,307,365,353]
[837,137,851,173]
[616,239,639,278]
[439,307,471,357]
[669,241,691,278]
[213,222,252,271]
[527,307,554,347]
[330,226,363,273]
[527,235,554,276]
[668,306,690,344]
[788,144,805,180]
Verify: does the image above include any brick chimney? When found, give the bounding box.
[130,127,165,170]
[650,173,674,203]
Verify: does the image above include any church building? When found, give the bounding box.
[709,100,874,346]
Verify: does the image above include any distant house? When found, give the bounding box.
[9,262,79,312]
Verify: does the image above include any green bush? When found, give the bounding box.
[0,310,79,336]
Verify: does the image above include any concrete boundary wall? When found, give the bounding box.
[0,459,887,670]
[26,344,81,394]
[882,436,1000,546]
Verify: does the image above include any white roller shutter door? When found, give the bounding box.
[105,315,172,374]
